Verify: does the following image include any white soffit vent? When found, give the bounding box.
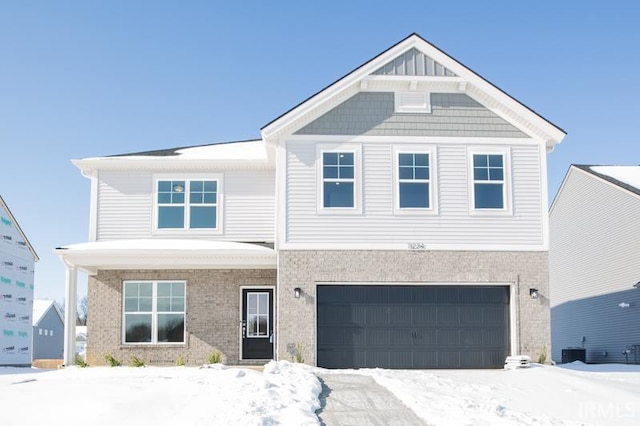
[395,91,431,113]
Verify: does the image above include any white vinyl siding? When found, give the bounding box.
[550,168,640,363]
[96,170,275,242]
[285,140,544,247]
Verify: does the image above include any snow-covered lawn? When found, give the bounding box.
[1,361,639,425]
[350,362,640,425]
[0,362,321,426]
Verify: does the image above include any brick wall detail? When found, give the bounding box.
[87,269,276,366]
[277,250,550,365]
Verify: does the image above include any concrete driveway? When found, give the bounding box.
[316,374,428,425]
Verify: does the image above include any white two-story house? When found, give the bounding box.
[56,33,565,369]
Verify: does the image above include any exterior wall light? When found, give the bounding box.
[529,288,539,299]
[294,287,301,298]
[634,281,640,289]
[618,302,630,309]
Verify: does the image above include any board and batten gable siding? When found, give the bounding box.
[96,170,275,242]
[295,93,528,138]
[285,140,545,247]
[550,168,640,364]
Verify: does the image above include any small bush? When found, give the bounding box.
[104,353,122,367]
[74,354,89,368]
[208,350,222,364]
[294,343,304,364]
[538,346,548,364]
[130,356,146,367]
[176,355,186,366]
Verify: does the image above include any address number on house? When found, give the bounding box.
[408,243,426,250]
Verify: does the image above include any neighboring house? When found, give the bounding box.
[56,33,566,369]
[550,165,640,364]
[32,299,64,360]
[0,195,38,367]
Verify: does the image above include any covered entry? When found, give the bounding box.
[317,285,510,369]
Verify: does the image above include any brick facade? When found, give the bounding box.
[277,250,550,365]
[87,269,275,366]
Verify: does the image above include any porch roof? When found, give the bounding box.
[54,239,277,275]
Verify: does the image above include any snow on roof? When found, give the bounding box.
[57,239,274,253]
[84,140,268,162]
[590,166,640,192]
[32,299,62,326]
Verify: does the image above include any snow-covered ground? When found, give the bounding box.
[1,361,638,425]
[0,362,321,426]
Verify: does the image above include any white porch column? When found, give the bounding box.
[63,263,77,366]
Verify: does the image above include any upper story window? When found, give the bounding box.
[123,281,186,344]
[398,153,430,208]
[317,145,362,214]
[154,176,222,231]
[323,152,354,208]
[393,146,437,214]
[471,152,508,210]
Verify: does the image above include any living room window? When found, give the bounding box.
[154,176,221,231]
[123,281,186,344]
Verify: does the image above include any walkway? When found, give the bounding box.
[316,374,428,425]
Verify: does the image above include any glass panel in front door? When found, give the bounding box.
[247,292,269,337]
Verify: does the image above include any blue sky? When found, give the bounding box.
[1,1,638,302]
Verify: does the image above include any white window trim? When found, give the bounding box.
[152,173,223,234]
[468,147,512,215]
[316,144,363,215]
[122,280,187,346]
[393,145,438,215]
[394,91,432,113]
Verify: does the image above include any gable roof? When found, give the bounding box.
[32,299,63,326]
[0,195,39,261]
[574,165,640,197]
[261,33,566,148]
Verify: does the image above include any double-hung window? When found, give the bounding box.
[322,151,356,209]
[472,153,507,210]
[398,152,431,208]
[156,177,220,230]
[123,281,186,344]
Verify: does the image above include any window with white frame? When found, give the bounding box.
[398,152,431,208]
[123,281,185,344]
[156,179,218,229]
[472,153,506,209]
[322,151,355,208]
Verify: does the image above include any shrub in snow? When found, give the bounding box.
[130,356,146,367]
[176,355,186,366]
[74,354,89,368]
[104,353,122,367]
[208,350,223,364]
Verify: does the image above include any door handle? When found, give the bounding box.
[241,320,246,339]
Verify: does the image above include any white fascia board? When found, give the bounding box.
[278,242,548,252]
[55,250,277,276]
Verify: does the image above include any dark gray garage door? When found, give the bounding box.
[317,285,510,369]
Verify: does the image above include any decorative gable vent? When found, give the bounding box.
[395,92,431,113]
[372,48,456,77]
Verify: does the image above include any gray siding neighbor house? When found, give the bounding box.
[55,33,566,369]
[32,300,64,360]
[550,165,640,364]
